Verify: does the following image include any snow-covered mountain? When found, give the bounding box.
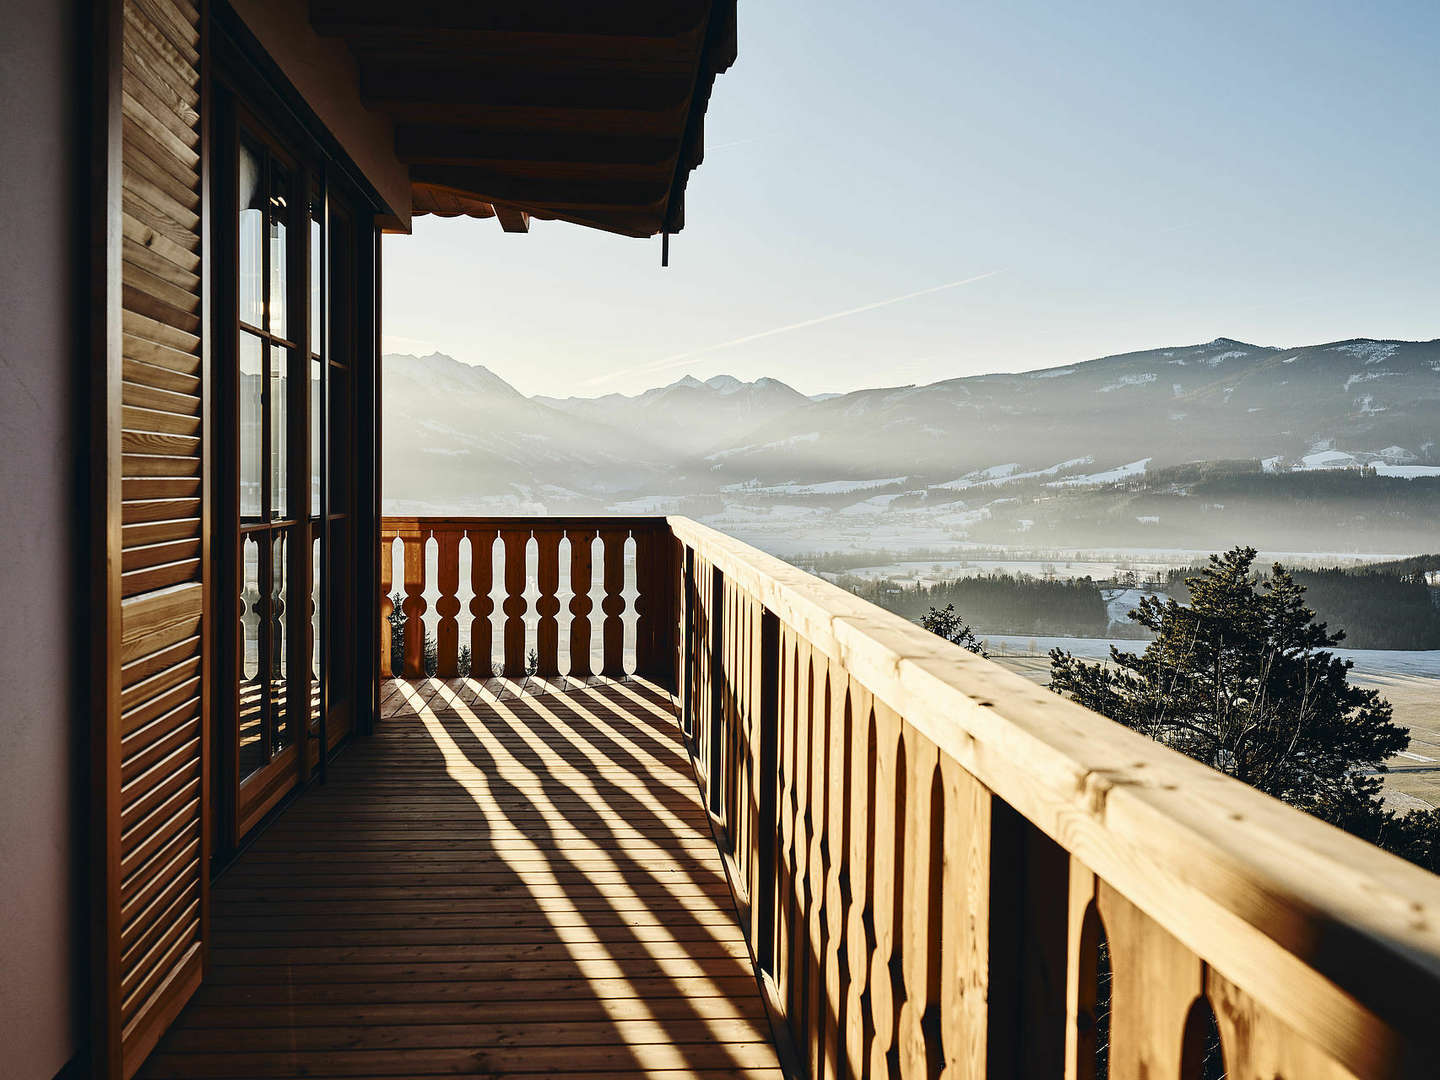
[693,337,1440,487]
[383,340,1440,550]
[536,373,811,458]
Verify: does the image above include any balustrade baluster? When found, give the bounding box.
[378,530,395,678]
[708,565,725,817]
[500,528,530,677]
[401,529,428,678]
[467,527,496,679]
[533,527,562,677]
[867,705,905,1077]
[599,528,628,677]
[941,758,991,1078]
[898,741,942,1078]
[804,646,831,1075]
[434,527,461,677]
[821,665,853,1078]
[844,687,878,1077]
[567,527,596,679]
[1099,885,1203,1080]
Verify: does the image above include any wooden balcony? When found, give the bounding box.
[149,517,1440,1078]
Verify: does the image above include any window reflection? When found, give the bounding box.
[310,210,322,357]
[310,357,322,516]
[239,333,263,519]
[311,533,322,724]
[239,535,265,779]
[238,140,264,328]
[269,163,289,338]
[270,344,288,517]
[271,532,290,753]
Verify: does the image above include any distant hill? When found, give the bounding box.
[382,352,672,513]
[382,340,1440,553]
[692,337,1440,487]
[536,373,811,458]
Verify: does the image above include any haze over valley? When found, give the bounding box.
[384,335,1440,557]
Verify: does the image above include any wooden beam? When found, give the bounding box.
[409,165,669,211]
[309,0,710,39]
[333,29,700,72]
[395,127,677,167]
[493,205,530,233]
[359,67,695,113]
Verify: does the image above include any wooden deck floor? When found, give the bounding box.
[139,678,784,1078]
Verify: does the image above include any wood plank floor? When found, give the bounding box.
[139,678,784,1078]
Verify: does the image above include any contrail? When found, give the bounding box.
[587,270,1002,386]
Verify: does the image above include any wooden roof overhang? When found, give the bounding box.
[308,0,738,237]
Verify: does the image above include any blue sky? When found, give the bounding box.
[382,0,1440,397]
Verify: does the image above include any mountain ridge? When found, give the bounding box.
[382,338,1440,534]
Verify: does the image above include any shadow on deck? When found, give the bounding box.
[139,678,784,1078]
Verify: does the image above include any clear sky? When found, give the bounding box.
[382,0,1440,398]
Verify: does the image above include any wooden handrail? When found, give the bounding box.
[665,515,1440,1079]
[378,516,675,683]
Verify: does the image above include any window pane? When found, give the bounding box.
[310,357,322,517]
[239,332,263,519]
[238,140,264,328]
[269,163,289,338]
[270,344,289,517]
[328,208,350,365]
[328,364,349,514]
[271,531,291,753]
[239,535,265,778]
[310,211,322,357]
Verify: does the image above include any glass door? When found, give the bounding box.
[232,127,305,836]
[217,101,366,845]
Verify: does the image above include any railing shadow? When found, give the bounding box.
[137,677,783,1077]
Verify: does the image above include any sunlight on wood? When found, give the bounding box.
[138,678,782,1078]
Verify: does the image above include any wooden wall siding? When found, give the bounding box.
[664,515,1440,1080]
[112,1,207,1076]
[378,518,676,687]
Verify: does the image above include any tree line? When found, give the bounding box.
[839,572,1109,637]
[1165,564,1440,649]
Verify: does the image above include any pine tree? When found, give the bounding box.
[1049,546,1437,872]
[920,603,988,657]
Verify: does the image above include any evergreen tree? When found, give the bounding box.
[920,603,988,657]
[1049,546,1437,872]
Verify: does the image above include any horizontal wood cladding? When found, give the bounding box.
[116,0,205,1076]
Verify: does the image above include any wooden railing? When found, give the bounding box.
[379,515,1440,1078]
[378,517,675,682]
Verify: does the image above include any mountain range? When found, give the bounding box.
[382,337,1440,551]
